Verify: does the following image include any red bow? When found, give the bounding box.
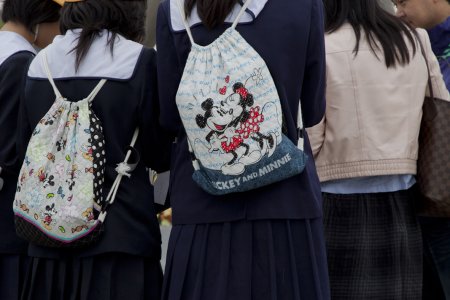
[236,87,248,99]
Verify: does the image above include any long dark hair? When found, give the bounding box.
[323,0,417,68]
[1,0,60,34]
[185,0,239,29]
[59,0,146,70]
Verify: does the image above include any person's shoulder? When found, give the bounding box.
[416,28,429,39]
[134,47,156,71]
[159,0,170,11]
[415,28,433,51]
[141,46,156,59]
[324,24,356,54]
[0,51,34,84]
[1,51,34,69]
[0,34,36,67]
[158,0,171,21]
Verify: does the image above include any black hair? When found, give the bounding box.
[185,0,239,29]
[1,0,60,34]
[324,0,417,68]
[59,0,146,71]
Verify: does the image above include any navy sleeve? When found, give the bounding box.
[16,79,34,174]
[0,52,34,174]
[139,48,172,173]
[156,2,184,136]
[301,0,326,127]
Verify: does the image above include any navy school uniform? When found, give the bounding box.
[17,30,172,300]
[156,0,330,299]
[0,31,35,300]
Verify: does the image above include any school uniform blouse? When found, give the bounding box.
[0,31,35,254]
[156,0,326,224]
[18,30,171,258]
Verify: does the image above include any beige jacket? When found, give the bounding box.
[307,25,450,182]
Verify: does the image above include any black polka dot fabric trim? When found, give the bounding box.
[89,111,106,210]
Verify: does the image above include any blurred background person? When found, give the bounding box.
[395,1,450,299]
[379,0,396,13]
[395,0,450,89]
[307,0,449,299]
[0,0,60,299]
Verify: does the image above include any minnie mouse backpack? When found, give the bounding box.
[175,0,307,195]
[13,50,139,248]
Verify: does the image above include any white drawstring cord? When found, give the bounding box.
[115,163,132,178]
[98,128,139,223]
[297,98,305,151]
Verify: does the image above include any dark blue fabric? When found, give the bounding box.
[428,17,450,91]
[0,254,29,300]
[21,253,162,300]
[156,0,326,224]
[420,217,450,299]
[162,219,330,300]
[0,51,34,254]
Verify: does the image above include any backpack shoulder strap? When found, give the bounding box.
[86,79,107,103]
[42,50,64,100]
[98,127,140,222]
[41,49,107,102]
[176,0,195,45]
[231,0,253,30]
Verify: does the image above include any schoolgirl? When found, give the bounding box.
[307,0,450,298]
[17,1,171,299]
[156,0,330,299]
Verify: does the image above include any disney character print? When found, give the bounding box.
[195,74,279,176]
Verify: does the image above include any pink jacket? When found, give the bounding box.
[307,26,449,182]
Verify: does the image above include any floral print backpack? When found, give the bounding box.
[13,50,139,248]
[175,0,308,195]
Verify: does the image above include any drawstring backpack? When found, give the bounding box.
[13,50,139,248]
[175,0,308,195]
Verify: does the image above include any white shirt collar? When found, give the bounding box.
[28,29,143,80]
[0,31,36,66]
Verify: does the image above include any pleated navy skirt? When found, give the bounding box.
[323,187,422,300]
[162,219,330,300]
[0,254,29,300]
[21,253,163,300]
